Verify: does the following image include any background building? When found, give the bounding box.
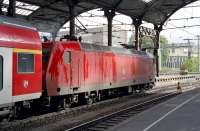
[58,26,128,47]
[162,42,195,69]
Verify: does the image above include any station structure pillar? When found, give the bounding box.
[104,9,115,46]
[154,25,162,77]
[67,0,78,39]
[52,31,58,41]
[133,18,142,50]
[7,0,16,17]
[0,0,3,15]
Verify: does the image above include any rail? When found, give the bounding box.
[1,77,200,131]
[66,93,178,131]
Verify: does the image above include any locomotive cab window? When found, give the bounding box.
[0,56,3,91]
[63,51,71,64]
[17,53,34,73]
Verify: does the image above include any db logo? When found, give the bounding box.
[23,80,29,88]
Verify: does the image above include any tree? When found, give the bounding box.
[141,36,154,49]
[183,57,198,72]
[128,35,169,66]
[140,35,169,66]
[159,36,170,66]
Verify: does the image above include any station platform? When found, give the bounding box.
[109,87,200,131]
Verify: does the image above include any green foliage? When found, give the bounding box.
[183,57,198,72]
[140,35,169,66]
[159,36,170,66]
[141,36,154,48]
[160,67,179,73]
[128,34,169,67]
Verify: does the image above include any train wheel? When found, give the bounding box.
[139,88,146,96]
[86,97,93,105]
[97,93,102,101]
[10,103,23,120]
[61,98,72,109]
[0,108,11,122]
[50,97,60,111]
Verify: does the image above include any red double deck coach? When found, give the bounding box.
[0,16,42,118]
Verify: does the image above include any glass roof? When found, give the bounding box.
[2,0,39,16]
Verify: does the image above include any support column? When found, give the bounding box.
[133,19,141,50]
[52,32,58,41]
[104,9,115,46]
[154,25,162,77]
[69,4,75,38]
[0,0,3,15]
[7,0,16,17]
[66,0,78,39]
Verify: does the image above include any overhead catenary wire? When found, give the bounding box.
[62,2,200,38]
[169,16,200,21]
[164,23,196,36]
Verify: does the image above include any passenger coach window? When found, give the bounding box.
[63,51,71,64]
[18,53,34,73]
[0,56,3,91]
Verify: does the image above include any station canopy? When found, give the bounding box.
[2,0,198,33]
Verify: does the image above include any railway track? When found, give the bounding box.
[66,93,178,131]
[0,81,199,131]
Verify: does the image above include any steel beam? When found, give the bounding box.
[66,0,78,39]
[69,5,75,38]
[52,31,58,41]
[18,0,67,14]
[113,0,124,9]
[7,0,16,17]
[133,18,142,50]
[160,0,197,26]
[154,25,162,77]
[104,9,115,46]
[0,0,3,15]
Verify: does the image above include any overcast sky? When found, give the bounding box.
[161,1,200,44]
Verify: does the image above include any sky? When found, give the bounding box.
[161,1,200,44]
[61,1,200,45]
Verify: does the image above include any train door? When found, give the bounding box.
[0,48,12,105]
[71,51,81,89]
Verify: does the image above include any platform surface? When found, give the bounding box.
[109,87,200,131]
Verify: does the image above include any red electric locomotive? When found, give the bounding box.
[0,16,155,120]
[42,40,155,107]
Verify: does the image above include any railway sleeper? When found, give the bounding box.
[99,122,116,126]
[88,126,108,131]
